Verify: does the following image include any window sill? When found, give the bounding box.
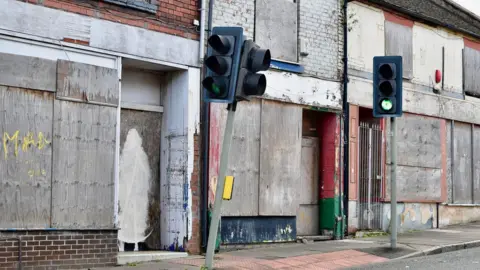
[442,203,480,207]
[104,0,157,14]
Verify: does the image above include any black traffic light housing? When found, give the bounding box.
[203,27,244,103]
[373,56,403,117]
[235,40,271,101]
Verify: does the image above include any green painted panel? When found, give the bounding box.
[319,196,340,230]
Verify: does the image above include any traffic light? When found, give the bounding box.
[203,27,244,103]
[235,40,271,101]
[373,56,403,117]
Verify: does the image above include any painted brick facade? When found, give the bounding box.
[23,0,199,40]
[299,0,344,80]
[0,230,117,270]
[187,134,201,254]
[209,0,255,40]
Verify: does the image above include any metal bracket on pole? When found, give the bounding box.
[390,117,397,249]
[205,102,237,269]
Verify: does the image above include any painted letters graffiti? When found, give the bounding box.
[2,131,51,160]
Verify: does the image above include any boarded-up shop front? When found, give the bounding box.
[209,99,342,244]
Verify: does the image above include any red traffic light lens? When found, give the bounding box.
[208,35,232,54]
[379,64,394,79]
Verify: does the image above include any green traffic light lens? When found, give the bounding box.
[380,99,393,111]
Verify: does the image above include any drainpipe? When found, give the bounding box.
[199,0,206,64]
[201,0,215,250]
[341,0,350,239]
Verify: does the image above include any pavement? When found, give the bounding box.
[92,221,480,270]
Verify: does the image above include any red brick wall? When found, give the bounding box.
[187,133,202,255]
[22,0,199,40]
[0,230,117,270]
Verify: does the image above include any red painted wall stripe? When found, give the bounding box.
[384,11,414,28]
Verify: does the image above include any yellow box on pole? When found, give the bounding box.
[222,176,234,200]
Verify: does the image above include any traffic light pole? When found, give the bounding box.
[390,116,397,249]
[205,102,237,269]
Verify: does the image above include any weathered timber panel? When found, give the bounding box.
[299,137,319,205]
[453,122,473,204]
[446,120,453,203]
[0,53,56,92]
[396,114,442,168]
[396,166,442,201]
[52,100,116,228]
[296,204,319,236]
[0,86,53,228]
[119,109,162,249]
[259,100,302,216]
[385,21,413,79]
[222,100,261,216]
[57,60,119,105]
[464,47,480,98]
[473,125,480,204]
[255,0,297,62]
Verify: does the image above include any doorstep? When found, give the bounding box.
[117,251,189,265]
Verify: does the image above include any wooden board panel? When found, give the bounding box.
[396,114,442,169]
[51,100,116,229]
[222,100,261,216]
[385,21,413,79]
[0,86,53,228]
[119,109,162,249]
[255,0,297,62]
[0,53,56,92]
[296,204,319,236]
[473,125,480,204]
[259,100,302,216]
[464,47,480,98]
[299,137,319,205]
[349,104,359,200]
[57,60,119,105]
[396,166,442,201]
[453,122,473,204]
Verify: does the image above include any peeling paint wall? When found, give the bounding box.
[160,68,200,251]
[439,205,480,227]
[382,203,437,233]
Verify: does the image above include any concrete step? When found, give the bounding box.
[117,251,188,265]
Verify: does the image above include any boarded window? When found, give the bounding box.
[103,0,158,14]
[385,21,413,79]
[255,0,298,62]
[464,47,480,98]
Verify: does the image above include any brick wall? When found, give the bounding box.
[187,133,202,255]
[299,0,344,80]
[209,0,343,80]
[22,0,199,40]
[0,230,117,270]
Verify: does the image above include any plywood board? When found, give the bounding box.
[396,114,442,169]
[255,0,297,62]
[119,109,162,249]
[296,204,319,236]
[0,53,56,92]
[51,100,116,229]
[299,137,319,205]
[57,60,119,105]
[0,86,53,228]
[222,100,261,216]
[473,125,480,204]
[464,47,480,98]
[385,21,413,79]
[453,122,473,204]
[259,100,302,216]
[396,166,442,201]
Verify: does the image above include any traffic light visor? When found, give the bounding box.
[248,48,271,72]
[203,77,228,98]
[244,73,267,96]
[208,35,233,54]
[205,56,230,75]
[378,63,395,79]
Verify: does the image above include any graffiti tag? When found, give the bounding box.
[3,131,51,160]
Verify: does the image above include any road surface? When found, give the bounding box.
[347,247,480,270]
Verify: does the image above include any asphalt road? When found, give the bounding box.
[347,247,480,270]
